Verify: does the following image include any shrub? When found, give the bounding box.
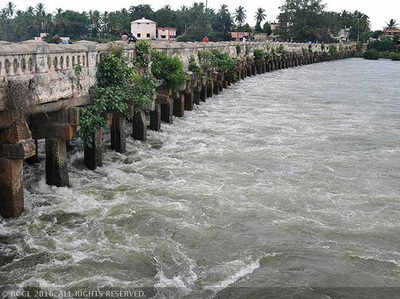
[277,44,285,53]
[80,49,155,147]
[236,45,241,56]
[198,50,238,81]
[188,56,202,77]
[253,49,264,60]
[329,45,337,57]
[390,52,400,61]
[134,40,152,69]
[370,38,396,52]
[363,49,379,60]
[198,50,214,73]
[151,50,186,90]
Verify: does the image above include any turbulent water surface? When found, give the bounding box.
[1,58,400,299]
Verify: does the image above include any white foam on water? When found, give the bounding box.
[350,255,400,267]
[204,258,262,291]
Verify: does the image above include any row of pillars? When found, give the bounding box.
[0,50,356,218]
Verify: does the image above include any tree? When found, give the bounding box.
[386,19,398,30]
[255,8,266,26]
[5,2,15,18]
[235,6,246,27]
[263,22,272,35]
[129,5,154,20]
[278,0,326,42]
[213,4,233,41]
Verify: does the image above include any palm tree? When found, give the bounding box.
[35,3,45,17]
[255,8,266,25]
[235,6,246,27]
[5,2,15,18]
[386,19,398,30]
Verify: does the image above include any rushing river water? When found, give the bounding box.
[1,58,400,299]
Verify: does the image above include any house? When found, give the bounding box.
[335,28,350,42]
[384,28,400,40]
[270,23,279,32]
[231,32,250,41]
[157,27,177,40]
[131,17,157,40]
[269,23,280,40]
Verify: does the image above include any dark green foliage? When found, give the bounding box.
[151,50,186,90]
[198,50,238,81]
[369,39,396,52]
[210,50,237,76]
[134,40,152,69]
[390,52,400,61]
[198,50,214,73]
[277,0,370,42]
[96,49,133,88]
[236,45,242,56]
[0,2,371,43]
[188,56,202,78]
[80,49,155,147]
[253,49,264,60]
[329,45,337,57]
[363,49,379,60]
[263,23,272,35]
[255,23,262,33]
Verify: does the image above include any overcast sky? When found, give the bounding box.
[6,0,400,30]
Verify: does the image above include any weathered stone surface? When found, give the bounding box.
[194,88,201,105]
[0,119,31,144]
[84,129,102,170]
[0,158,24,218]
[31,123,76,140]
[207,81,213,98]
[0,139,35,160]
[45,138,69,187]
[133,110,147,141]
[111,114,126,154]
[161,101,173,123]
[26,139,40,164]
[173,92,185,117]
[200,85,207,102]
[0,111,21,129]
[185,91,194,111]
[150,104,161,131]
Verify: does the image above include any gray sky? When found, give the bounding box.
[7,0,400,30]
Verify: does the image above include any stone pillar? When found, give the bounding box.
[0,158,23,218]
[161,101,174,123]
[213,79,219,95]
[194,89,201,105]
[185,91,194,111]
[26,139,40,165]
[111,113,126,153]
[84,128,103,170]
[200,85,207,102]
[133,110,147,141]
[0,118,35,218]
[207,80,213,98]
[150,104,161,131]
[173,92,185,117]
[218,74,224,92]
[45,138,69,187]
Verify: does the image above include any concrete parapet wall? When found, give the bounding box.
[0,40,355,113]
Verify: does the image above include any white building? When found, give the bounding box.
[131,18,157,40]
[157,27,177,40]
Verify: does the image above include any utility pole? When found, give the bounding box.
[205,0,208,10]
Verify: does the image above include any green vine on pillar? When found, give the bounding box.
[80,45,156,148]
